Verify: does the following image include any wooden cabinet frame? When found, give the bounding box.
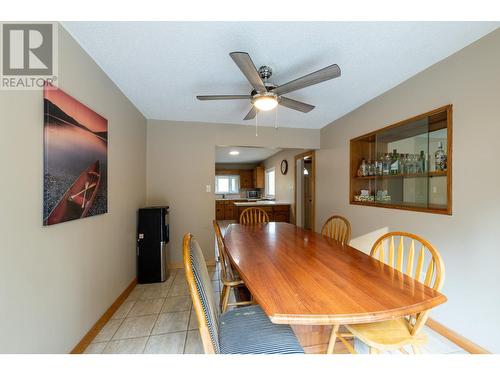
[294,150,316,230]
[349,105,452,215]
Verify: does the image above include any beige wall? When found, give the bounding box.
[263,149,305,203]
[0,25,147,353]
[263,149,307,222]
[316,29,500,352]
[146,120,319,265]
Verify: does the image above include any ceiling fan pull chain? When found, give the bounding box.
[275,104,279,130]
[255,112,258,137]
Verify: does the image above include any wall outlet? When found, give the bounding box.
[206,184,211,193]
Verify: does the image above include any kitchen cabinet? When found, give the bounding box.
[224,204,236,220]
[235,204,290,223]
[215,169,239,175]
[239,170,254,189]
[215,202,225,220]
[254,166,265,189]
[273,205,290,223]
[260,206,274,221]
[216,200,250,220]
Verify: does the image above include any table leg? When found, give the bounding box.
[326,324,340,354]
[291,325,331,354]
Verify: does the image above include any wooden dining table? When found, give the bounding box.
[223,222,447,354]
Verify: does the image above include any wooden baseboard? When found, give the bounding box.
[70,278,137,354]
[426,318,490,354]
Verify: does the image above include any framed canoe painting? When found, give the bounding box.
[43,83,108,226]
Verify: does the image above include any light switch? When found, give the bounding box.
[206,184,211,193]
[432,186,437,194]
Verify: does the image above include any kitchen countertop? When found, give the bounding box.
[233,201,292,207]
[215,198,250,201]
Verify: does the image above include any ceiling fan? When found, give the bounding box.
[196,52,341,120]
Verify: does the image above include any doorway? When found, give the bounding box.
[295,151,315,231]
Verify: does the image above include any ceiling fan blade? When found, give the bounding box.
[272,64,341,96]
[243,106,258,120]
[197,95,251,100]
[279,97,315,113]
[229,52,267,93]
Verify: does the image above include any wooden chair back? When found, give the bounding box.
[239,207,270,224]
[321,215,351,244]
[183,233,220,354]
[212,220,235,281]
[370,232,445,335]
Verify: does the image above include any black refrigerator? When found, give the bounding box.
[137,207,170,284]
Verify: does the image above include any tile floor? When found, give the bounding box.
[84,266,221,354]
[354,329,467,354]
[85,262,467,354]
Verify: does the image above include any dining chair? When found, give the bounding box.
[239,207,270,224]
[321,215,351,245]
[183,232,304,354]
[213,220,253,313]
[329,232,445,354]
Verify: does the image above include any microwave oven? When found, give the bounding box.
[246,190,259,199]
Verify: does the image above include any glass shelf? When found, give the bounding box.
[355,171,447,180]
[349,105,452,215]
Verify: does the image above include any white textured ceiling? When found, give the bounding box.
[215,146,280,163]
[64,22,498,129]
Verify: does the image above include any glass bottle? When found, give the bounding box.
[418,150,425,173]
[390,149,399,175]
[435,142,446,171]
[403,153,409,174]
[398,153,405,175]
[407,154,412,174]
[383,153,391,175]
[359,159,368,177]
[377,156,383,175]
[367,159,375,176]
[410,154,417,174]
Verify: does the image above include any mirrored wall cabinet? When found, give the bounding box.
[350,105,452,215]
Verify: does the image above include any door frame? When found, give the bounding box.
[294,150,316,231]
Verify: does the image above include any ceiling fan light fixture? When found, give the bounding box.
[253,93,278,111]
[196,51,340,120]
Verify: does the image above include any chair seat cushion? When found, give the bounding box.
[346,318,428,350]
[219,305,304,354]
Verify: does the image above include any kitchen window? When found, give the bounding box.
[215,175,240,194]
[265,168,275,197]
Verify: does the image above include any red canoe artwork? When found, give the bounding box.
[44,160,102,225]
[43,83,108,226]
